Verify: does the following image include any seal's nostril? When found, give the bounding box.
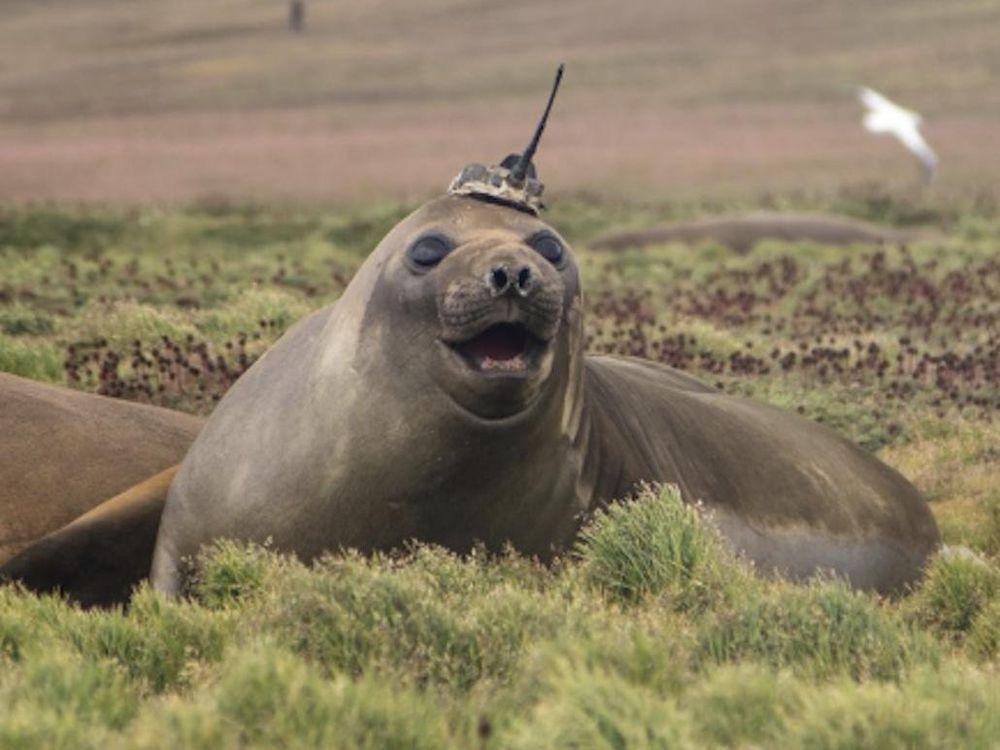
[490,266,509,293]
[516,266,533,292]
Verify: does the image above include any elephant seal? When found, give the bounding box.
[151,194,937,595]
[590,213,905,254]
[1,467,180,607]
[0,373,202,564]
[150,68,938,596]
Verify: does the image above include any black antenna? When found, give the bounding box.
[510,64,565,183]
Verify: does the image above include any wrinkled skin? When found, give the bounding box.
[150,195,939,597]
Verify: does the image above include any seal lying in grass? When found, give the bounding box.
[0,374,202,605]
[149,190,938,597]
[4,67,939,604]
[590,213,904,254]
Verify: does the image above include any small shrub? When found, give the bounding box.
[906,553,1000,636]
[515,616,693,708]
[247,546,578,689]
[696,578,935,680]
[123,647,462,750]
[966,598,1000,661]
[576,483,748,610]
[67,586,231,693]
[0,586,77,661]
[0,334,63,381]
[686,664,800,746]
[788,665,1000,749]
[0,648,138,750]
[191,540,274,610]
[0,312,55,336]
[505,656,695,750]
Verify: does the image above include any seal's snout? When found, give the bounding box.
[438,247,562,348]
[487,263,534,298]
[436,242,564,388]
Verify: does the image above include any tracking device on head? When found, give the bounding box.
[448,63,565,216]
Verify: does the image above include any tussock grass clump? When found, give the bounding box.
[65,587,232,693]
[696,578,935,680]
[0,310,56,336]
[0,648,137,750]
[506,656,695,750]
[685,665,801,747]
[513,615,695,705]
[244,546,580,690]
[120,647,464,750]
[906,552,1000,636]
[0,332,63,381]
[190,539,275,610]
[0,587,98,662]
[967,598,1000,660]
[681,662,1000,749]
[787,665,1000,749]
[576,483,750,610]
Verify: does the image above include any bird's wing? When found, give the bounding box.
[859,86,923,125]
[858,86,898,113]
[897,124,938,177]
[863,111,895,134]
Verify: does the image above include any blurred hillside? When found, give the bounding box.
[0,0,998,203]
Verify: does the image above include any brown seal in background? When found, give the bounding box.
[590,213,906,253]
[0,374,201,604]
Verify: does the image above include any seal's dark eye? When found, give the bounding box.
[530,233,564,266]
[407,235,450,269]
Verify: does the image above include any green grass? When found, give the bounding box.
[1,190,999,746]
[576,484,749,611]
[2,487,999,748]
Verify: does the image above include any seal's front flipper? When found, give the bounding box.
[0,466,178,608]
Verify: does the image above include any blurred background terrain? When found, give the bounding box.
[1,0,998,203]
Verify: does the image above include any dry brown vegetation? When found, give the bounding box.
[1,0,999,204]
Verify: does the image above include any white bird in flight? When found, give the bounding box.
[858,87,938,181]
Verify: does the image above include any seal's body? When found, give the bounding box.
[581,357,935,592]
[0,373,202,563]
[151,196,938,596]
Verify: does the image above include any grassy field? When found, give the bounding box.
[1,188,998,747]
[2,0,1000,202]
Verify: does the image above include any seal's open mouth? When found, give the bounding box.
[451,322,546,374]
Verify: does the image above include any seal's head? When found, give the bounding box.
[372,196,580,421]
[354,66,581,422]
